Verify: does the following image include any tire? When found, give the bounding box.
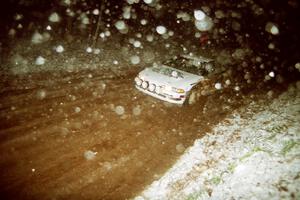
[184,86,201,106]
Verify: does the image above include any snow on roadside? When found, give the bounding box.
[135,82,300,200]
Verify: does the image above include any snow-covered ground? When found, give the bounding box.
[135,82,300,200]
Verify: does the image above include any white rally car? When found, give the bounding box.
[134,54,214,104]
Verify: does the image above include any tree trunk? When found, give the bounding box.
[91,0,106,48]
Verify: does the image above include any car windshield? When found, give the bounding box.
[151,67,184,79]
[162,55,213,76]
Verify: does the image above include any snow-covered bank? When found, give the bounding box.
[135,82,300,200]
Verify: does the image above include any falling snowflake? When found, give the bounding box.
[140,19,148,25]
[37,89,47,100]
[75,107,81,113]
[84,150,97,160]
[143,0,153,4]
[156,25,167,35]
[269,71,275,78]
[194,10,206,20]
[215,83,222,90]
[133,40,142,48]
[115,106,125,115]
[48,12,60,23]
[132,105,142,116]
[35,56,46,65]
[265,22,279,35]
[31,31,44,44]
[130,55,141,65]
[115,20,127,30]
[92,9,99,15]
[194,17,213,31]
[86,47,92,53]
[55,45,64,53]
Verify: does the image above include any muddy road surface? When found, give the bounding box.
[0,68,238,200]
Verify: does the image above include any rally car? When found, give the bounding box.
[134,54,214,104]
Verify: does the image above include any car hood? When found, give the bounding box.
[138,65,204,89]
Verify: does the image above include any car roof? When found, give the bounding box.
[180,54,213,63]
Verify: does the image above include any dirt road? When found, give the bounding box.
[0,68,237,200]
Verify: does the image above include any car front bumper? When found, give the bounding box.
[135,85,186,104]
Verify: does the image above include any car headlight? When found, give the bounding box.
[148,83,156,92]
[139,75,144,80]
[141,81,149,89]
[135,77,142,86]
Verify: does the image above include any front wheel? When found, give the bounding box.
[184,88,201,106]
